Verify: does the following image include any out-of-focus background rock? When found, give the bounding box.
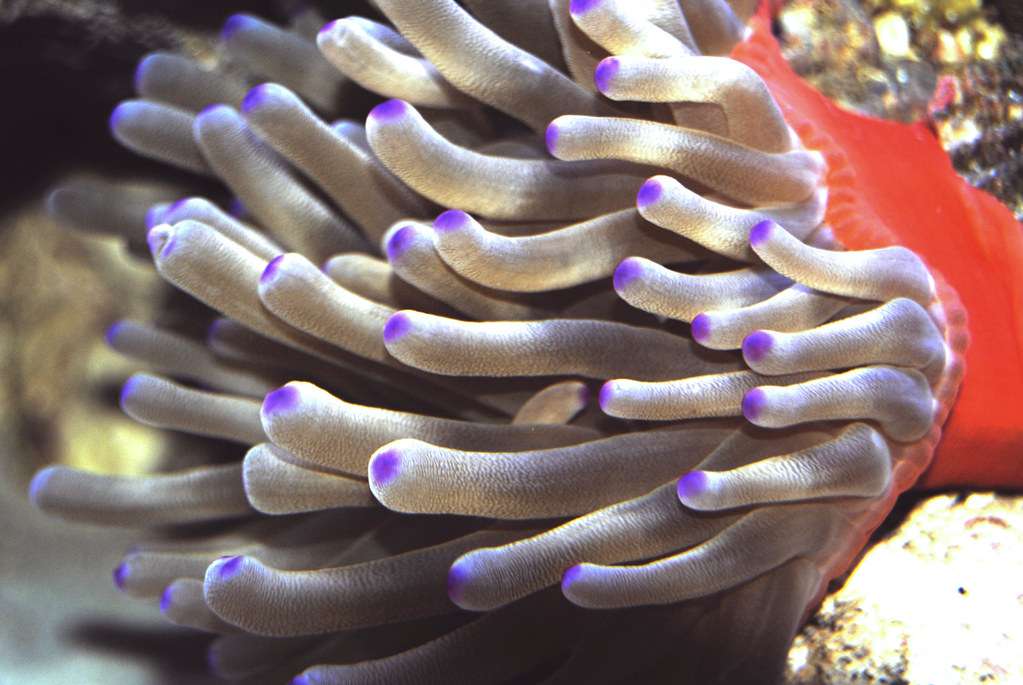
[0,1,1019,684]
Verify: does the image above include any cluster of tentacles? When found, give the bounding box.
[31,1,966,683]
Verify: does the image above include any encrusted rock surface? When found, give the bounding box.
[787,492,1023,685]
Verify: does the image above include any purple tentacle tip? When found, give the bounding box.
[690,313,711,343]
[167,197,190,214]
[318,18,341,37]
[261,254,286,284]
[636,178,663,209]
[749,219,776,248]
[159,585,174,613]
[561,564,584,592]
[383,312,412,344]
[613,258,642,291]
[134,54,154,94]
[677,470,708,500]
[742,330,773,363]
[28,467,55,506]
[119,375,141,408]
[594,57,619,93]
[434,209,469,233]
[545,123,559,155]
[104,321,125,347]
[108,103,129,134]
[217,555,245,580]
[263,385,300,415]
[241,84,272,113]
[221,14,251,40]
[447,560,470,603]
[370,449,400,487]
[741,387,767,422]
[597,381,614,412]
[291,676,311,685]
[570,0,602,15]
[113,562,129,590]
[386,225,415,261]
[369,99,408,123]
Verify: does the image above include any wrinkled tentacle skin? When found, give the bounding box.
[29,3,975,685]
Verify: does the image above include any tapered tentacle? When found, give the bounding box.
[691,283,849,350]
[678,423,892,510]
[740,298,946,376]
[561,504,843,608]
[366,99,644,221]
[749,220,935,306]
[110,100,210,174]
[599,370,820,420]
[613,259,789,322]
[46,179,179,246]
[385,222,544,320]
[742,365,936,441]
[431,209,703,292]
[260,381,596,475]
[317,18,470,109]
[119,373,265,444]
[29,463,251,526]
[157,196,282,260]
[368,427,730,518]
[203,530,522,636]
[548,117,825,206]
[193,105,367,260]
[221,13,348,113]
[371,0,608,131]
[240,83,428,243]
[105,320,274,397]
[242,444,375,515]
[134,52,248,112]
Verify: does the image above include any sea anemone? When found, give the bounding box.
[29,1,981,683]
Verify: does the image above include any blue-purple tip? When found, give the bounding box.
[159,585,174,613]
[749,219,775,248]
[597,382,614,412]
[447,560,471,604]
[741,330,773,363]
[677,470,708,500]
[261,254,285,284]
[144,206,163,229]
[636,178,663,209]
[291,676,311,685]
[434,209,469,233]
[569,0,602,15]
[119,375,141,409]
[221,14,252,40]
[370,449,400,487]
[690,313,711,343]
[741,387,767,421]
[108,102,129,135]
[263,385,300,415]
[217,555,245,580]
[113,562,129,590]
[613,258,642,291]
[104,321,125,347]
[545,122,559,155]
[168,197,190,214]
[594,57,619,93]
[241,84,272,113]
[369,99,408,123]
[318,18,341,37]
[134,54,155,95]
[386,226,415,261]
[561,564,584,592]
[28,467,55,506]
[383,312,411,344]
